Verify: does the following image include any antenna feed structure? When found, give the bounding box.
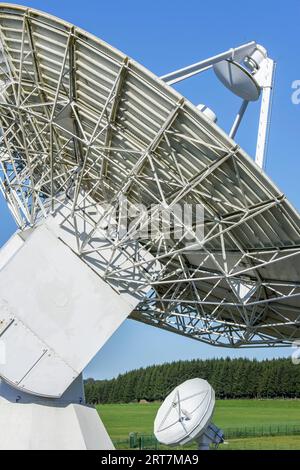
[161,41,275,168]
[213,43,270,102]
[154,378,224,450]
[243,44,267,73]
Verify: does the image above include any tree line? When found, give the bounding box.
[85,357,300,404]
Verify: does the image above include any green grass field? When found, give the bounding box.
[97,400,300,449]
[222,435,300,450]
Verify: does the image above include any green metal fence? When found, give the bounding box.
[224,424,300,439]
[113,424,300,450]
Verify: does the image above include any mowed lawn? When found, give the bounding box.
[97,400,300,442]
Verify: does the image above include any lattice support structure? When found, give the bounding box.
[0,5,299,348]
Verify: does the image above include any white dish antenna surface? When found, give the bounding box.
[154,378,215,446]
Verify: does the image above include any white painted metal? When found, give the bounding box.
[0,374,84,404]
[0,3,291,451]
[154,378,223,449]
[214,60,261,101]
[229,100,249,139]
[0,221,144,397]
[197,104,217,123]
[154,378,214,446]
[0,231,24,270]
[0,374,114,449]
[161,42,257,85]
[244,45,267,72]
[163,42,274,164]
[0,4,298,353]
[0,400,114,449]
[43,193,156,305]
[255,58,275,168]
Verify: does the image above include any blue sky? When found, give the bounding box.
[1,1,299,379]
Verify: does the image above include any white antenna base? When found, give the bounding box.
[0,378,114,450]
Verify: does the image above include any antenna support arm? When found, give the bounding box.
[160,41,257,86]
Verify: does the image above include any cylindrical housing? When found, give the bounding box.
[197,104,217,123]
[244,45,267,72]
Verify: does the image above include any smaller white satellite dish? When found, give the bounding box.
[154,378,224,450]
[213,60,261,101]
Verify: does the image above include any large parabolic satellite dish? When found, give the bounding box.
[0,2,299,356]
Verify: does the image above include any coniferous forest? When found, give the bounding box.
[85,357,300,404]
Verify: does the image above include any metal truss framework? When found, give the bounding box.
[0,5,300,347]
